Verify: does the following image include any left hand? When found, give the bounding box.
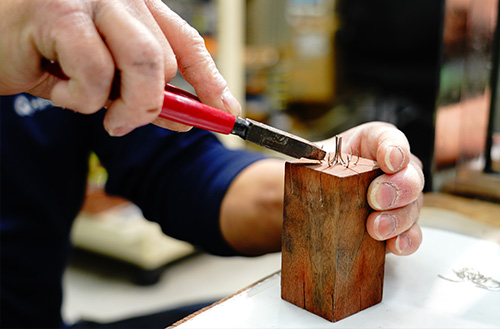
[320,121,424,256]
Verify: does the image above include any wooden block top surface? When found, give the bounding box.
[288,157,379,178]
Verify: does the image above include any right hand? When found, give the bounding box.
[0,0,241,136]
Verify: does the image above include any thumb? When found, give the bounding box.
[342,122,411,174]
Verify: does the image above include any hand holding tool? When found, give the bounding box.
[160,84,326,160]
[43,60,326,160]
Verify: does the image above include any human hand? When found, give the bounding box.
[320,122,424,256]
[0,0,240,136]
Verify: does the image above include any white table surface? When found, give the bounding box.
[174,226,500,328]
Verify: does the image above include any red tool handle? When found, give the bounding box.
[160,85,236,135]
[43,59,237,135]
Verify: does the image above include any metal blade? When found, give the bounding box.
[244,119,326,160]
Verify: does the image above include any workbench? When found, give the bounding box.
[169,193,500,328]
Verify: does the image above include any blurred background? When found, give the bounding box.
[64,0,499,326]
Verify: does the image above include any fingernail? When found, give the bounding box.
[395,234,410,254]
[107,125,134,137]
[385,146,405,172]
[370,182,399,210]
[221,88,241,116]
[374,214,397,239]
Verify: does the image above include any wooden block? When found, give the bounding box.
[281,157,385,322]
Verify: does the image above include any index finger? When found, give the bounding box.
[146,1,241,116]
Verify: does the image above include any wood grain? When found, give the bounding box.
[281,157,385,322]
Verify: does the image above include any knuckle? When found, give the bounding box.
[73,92,105,113]
[81,58,115,93]
[70,100,102,114]
[143,107,161,120]
[133,46,163,74]
[104,101,159,131]
[49,5,88,35]
[406,202,421,225]
[121,34,164,77]
[52,86,103,115]
[131,84,163,109]
[177,25,215,70]
[395,201,420,229]
[44,0,81,17]
[412,163,426,188]
[201,64,227,95]
[179,19,205,45]
[63,86,110,116]
[130,105,161,126]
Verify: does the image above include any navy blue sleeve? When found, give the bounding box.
[1,95,266,328]
[92,118,267,256]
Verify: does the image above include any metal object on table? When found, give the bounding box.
[438,267,500,291]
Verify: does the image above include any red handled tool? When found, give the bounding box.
[43,60,326,160]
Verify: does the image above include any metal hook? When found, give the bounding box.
[325,136,360,168]
[326,152,332,167]
[351,147,360,166]
[332,135,345,166]
[345,152,352,168]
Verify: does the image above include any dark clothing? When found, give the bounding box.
[0,94,265,328]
